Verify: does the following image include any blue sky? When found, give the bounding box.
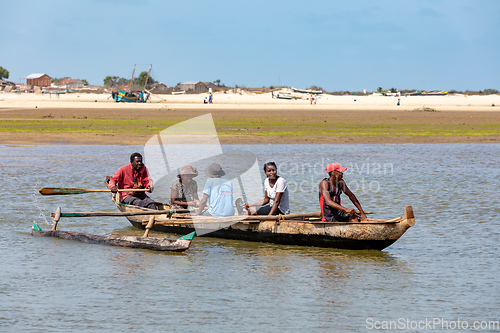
[3,0,499,91]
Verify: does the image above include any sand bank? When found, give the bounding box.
[1,92,499,145]
[1,90,499,111]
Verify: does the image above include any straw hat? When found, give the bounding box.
[178,166,198,177]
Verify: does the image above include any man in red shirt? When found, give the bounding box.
[108,153,156,209]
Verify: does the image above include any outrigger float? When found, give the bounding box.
[31,206,195,252]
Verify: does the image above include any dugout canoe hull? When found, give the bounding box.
[112,197,415,250]
[31,228,193,251]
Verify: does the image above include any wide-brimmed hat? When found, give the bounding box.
[178,166,198,177]
[205,163,226,177]
[325,163,347,173]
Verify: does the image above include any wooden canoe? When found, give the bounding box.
[109,194,415,250]
[31,222,195,252]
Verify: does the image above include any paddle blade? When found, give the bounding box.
[39,187,89,195]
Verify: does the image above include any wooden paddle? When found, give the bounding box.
[50,208,191,218]
[39,187,149,196]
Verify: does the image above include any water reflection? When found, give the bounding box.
[2,143,499,332]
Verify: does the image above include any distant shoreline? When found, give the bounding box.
[1,92,499,145]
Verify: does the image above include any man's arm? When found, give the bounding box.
[108,167,124,193]
[196,193,210,215]
[342,182,367,219]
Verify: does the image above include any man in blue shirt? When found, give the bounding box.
[196,163,235,217]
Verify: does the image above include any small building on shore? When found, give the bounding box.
[202,82,217,91]
[54,78,86,89]
[178,81,208,93]
[150,82,170,93]
[26,73,51,87]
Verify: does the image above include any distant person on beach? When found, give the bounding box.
[170,166,201,209]
[209,93,213,104]
[319,163,366,222]
[243,162,290,216]
[108,153,156,209]
[196,163,235,216]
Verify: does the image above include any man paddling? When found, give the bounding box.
[319,163,366,222]
[108,153,156,209]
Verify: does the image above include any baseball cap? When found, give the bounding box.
[325,163,347,173]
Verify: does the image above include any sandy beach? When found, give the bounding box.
[1,91,499,145]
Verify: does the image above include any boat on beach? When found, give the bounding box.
[291,87,323,94]
[421,90,448,96]
[110,194,415,250]
[111,64,151,103]
[405,90,448,96]
[112,90,149,103]
[274,92,295,100]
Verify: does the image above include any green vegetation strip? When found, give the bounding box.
[0,119,498,137]
[0,119,178,134]
[218,123,500,137]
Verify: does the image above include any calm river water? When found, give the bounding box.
[1,144,499,332]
